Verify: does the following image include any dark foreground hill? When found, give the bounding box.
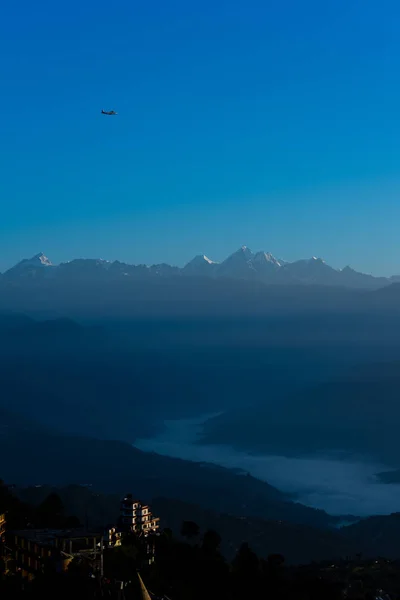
[0,406,336,529]
[201,359,400,466]
[14,484,400,564]
[13,484,358,565]
[3,480,400,600]
[340,513,400,560]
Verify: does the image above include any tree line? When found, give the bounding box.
[1,482,398,599]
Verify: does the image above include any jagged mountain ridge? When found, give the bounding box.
[0,247,393,289]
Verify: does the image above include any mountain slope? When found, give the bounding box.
[281,257,341,285]
[3,252,55,279]
[6,313,400,448]
[151,497,359,563]
[201,359,400,465]
[215,246,257,280]
[183,254,219,277]
[342,513,400,559]
[0,407,337,529]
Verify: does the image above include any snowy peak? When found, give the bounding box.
[253,251,282,268]
[282,256,339,284]
[236,246,254,260]
[183,254,219,277]
[287,257,330,269]
[201,255,216,265]
[19,252,53,268]
[185,254,217,267]
[293,256,326,265]
[216,246,257,279]
[31,252,53,267]
[221,246,255,265]
[3,252,55,278]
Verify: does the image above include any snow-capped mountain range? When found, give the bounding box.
[0,247,396,289]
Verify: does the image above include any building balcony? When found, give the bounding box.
[0,513,6,538]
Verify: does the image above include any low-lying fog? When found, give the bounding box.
[135,414,400,517]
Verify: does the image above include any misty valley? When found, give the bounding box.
[2,256,400,568]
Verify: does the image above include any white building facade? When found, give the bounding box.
[120,494,160,535]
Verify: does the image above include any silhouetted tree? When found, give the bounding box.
[63,515,81,528]
[198,530,229,600]
[267,553,285,568]
[181,520,200,540]
[232,543,260,599]
[233,542,259,574]
[0,480,33,529]
[35,493,65,528]
[202,529,221,553]
[261,553,286,597]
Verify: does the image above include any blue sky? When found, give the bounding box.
[1,0,399,274]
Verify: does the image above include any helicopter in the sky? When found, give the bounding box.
[101,109,118,115]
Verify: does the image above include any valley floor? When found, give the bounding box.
[134,414,400,516]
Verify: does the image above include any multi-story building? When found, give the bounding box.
[120,494,160,535]
[105,526,123,548]
[0,513,6,542]
[6,529,103,580]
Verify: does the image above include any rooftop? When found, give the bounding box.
[11,528,102,544]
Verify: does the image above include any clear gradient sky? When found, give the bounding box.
[1,0,399,275]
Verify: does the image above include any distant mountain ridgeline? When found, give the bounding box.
[3,248,400,319]
[1,247,397,289]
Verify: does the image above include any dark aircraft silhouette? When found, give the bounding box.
[101,109,118,115]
